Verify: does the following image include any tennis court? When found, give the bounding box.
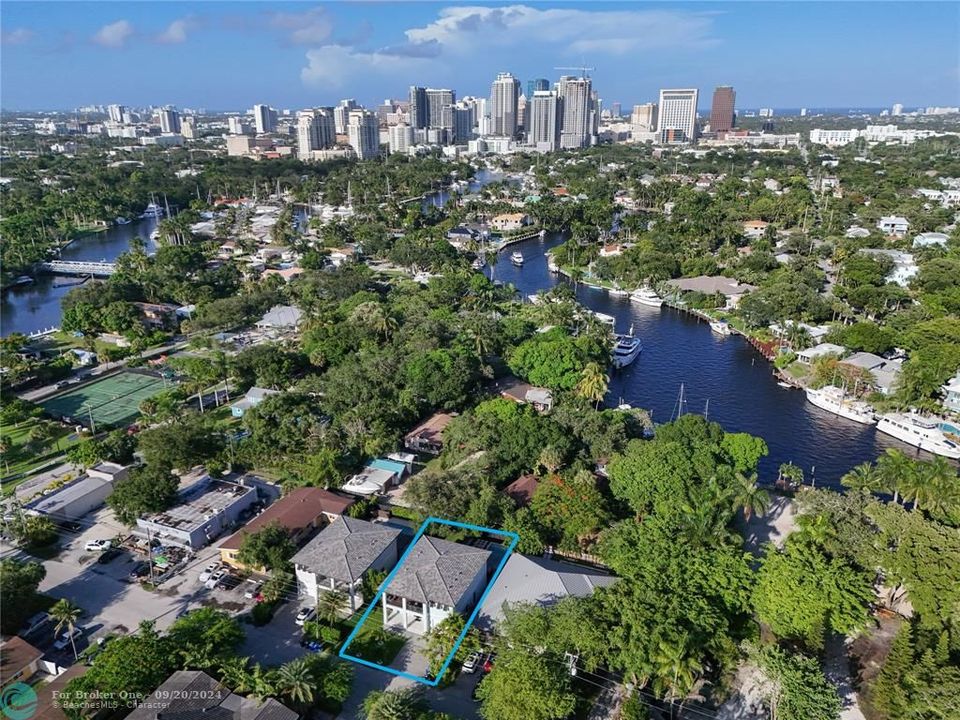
[41,370,169,429]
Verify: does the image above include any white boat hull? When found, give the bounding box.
[805,389,876,425]
[612,344,641,368]
[630,289,663,307]
[710,321,732,336]
[876,416,960,459]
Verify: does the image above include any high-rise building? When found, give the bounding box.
[181,116,197,140]
[490,72,521,138]
[557,75,593,149]
[388,124,414,154]
[334,99,358,135]
[253,104,277,134]
[517,95,527,133]
[449,102,475,143]
[297,108,336,157]
[347,109,379,160]
[107,104,126,123]
[158,108,181,134]
[468,97,491,136]
[657,88,698,144]
[408,87,428,129]
[611,102,622,119]
[892,103,903,116]
[527,78,549,98]
[758,108,774,118]
[528,90,560,151]
[425,88,455,130]
[709,86,736,133]
[631,103,658,132]
[228,116,249,135]
[800,108,808,117]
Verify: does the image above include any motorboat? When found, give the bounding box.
[539,229,547,239]
[11,275,34,287]
[140,202,165,218]
[630,287,663,307]
[608,287,629,297]
[547,256,559,273]
[471,257,485,270]
[876,412,960,459]
[709,319,732,336]
[612,328,642,369]
[805,386,876,425]
[115,216,131,225]
[777,381,794,389]
[511,251,524,266]
[592,311,616,329]
[150,229,161,241]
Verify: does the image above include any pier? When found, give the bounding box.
[38,260,116,277]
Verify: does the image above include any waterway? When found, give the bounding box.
[489,233,925,489]
[1,217,160,337]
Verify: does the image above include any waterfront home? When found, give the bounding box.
[382,535,491,635]
[839,352,903,395]
[665,275,758,309]
[496,376,554,413]
[474,554,617,632]
[219,487,355,571]
[796,343,846,364]
[133,302,180,330]
[127,671,297,720]
[942,372,960,413]
[876,215,910,237]
[490,212,531,232]
[404,412,455,455]
[599,243,624,257]
[292,517,402,611]
[230,387,280,417]
[446,226,476,249]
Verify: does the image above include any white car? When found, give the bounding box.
[462,652,480,674]
[84,539,112,552]
[295,607,316,626]
[243,579,262,600]
[53,627,82,650]
[198,563,220,584]
[205,569,227,589]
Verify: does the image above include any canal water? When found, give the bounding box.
[490,233,922,489]
[1,218,160,337]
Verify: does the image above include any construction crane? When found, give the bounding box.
[554,65,595,78]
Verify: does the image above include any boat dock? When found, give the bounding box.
[37,260,116,277]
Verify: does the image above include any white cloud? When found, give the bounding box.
[299,4,717,88]
[269,6,332,46]
[92,20,134,48]
[1,28,34,46]
[156,17,195,45]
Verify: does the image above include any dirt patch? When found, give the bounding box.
[850,611,902,690]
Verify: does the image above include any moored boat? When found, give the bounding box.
[115,216,131,225]
[630,287,663,307]
[612,327,642,369]
[876,412,960,459]
[709,319,732,336]
[592,311,616,329]
[547,255,559,273]
[140,202,164,218]
[511,251,524,266]
[805,386,876,425]
[608,287,629,297]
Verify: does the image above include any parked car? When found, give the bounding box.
[129,562,151,581]
[97,547,124,564]
[295,607,316,626]
[243,579,262,599]
[19,612,50,637]
[84,539,112,552]
[462,652,480,674]
[53,627,83,650]
[205,569,227,589]
[198,563,220,584]
[299,638,324,653]
[216,574,241,591]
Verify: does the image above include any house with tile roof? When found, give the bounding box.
[381,536,491,635]
[292,517,403,611]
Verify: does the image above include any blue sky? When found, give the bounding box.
[2,2,958,111]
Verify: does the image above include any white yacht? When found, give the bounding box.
[805,386,876,425]
[511,251,524,266]
[608,287,629,297]
[631,287,663,307]
[547,256,559,273]
[876,413,960,459]
[115,216,131,225]
[140,202,164,218]
[471,257,485,271]
[612,330,643,369]
[709,319,732,336]
[592,311,616,329]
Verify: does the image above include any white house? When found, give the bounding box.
[382,536,490,635]
[913,232,949,248]
[861,249,919,287]
[876,216,910,238]
[941,372,960,413]
[797,343,846,364]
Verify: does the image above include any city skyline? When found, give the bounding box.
[2,2,958,110]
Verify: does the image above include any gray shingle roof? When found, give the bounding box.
[475,554,617,631]
[292,517,401,583]
[387,536,490,606]
[126,671,297,720]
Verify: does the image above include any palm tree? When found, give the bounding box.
[919,457,960,520]
[219,657,254,693]
[876,448,913,504]
[249,663,278,702]
[537,446,565,475]
[732,471,770,521]
[361,687,426,720]
[50,598,82,660]
[577,362,609,409]
[841,462,882,494]
[276,659,314,706]
[316,589,348,625]
[650,633,702,718]
[467,328,490,360]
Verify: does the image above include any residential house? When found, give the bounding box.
[133,302,180,330]
[942,372,960,413]
[839,352,903,395]
[446,226,476,249]
[262,267,305,283]
[0,636,43,689]
[217,240,244,259]
[742,220,770,239]
[796,343,846,365]
[474,554,617,632]
[665,276,758,309]
[861,249,919,287]
[230,387,280,418]
[256,305,303,331]
[598,243,623,257]
[496,377,555,413]
[404,412,455,455]
[845,226,871,239]
[913,232,949,248]
[504,474,539,507]
[219,487,355,570]
[126,671,297,720]
[490,213,531,232]
[876,215,910,237]
[382,535,491,635]
[293,517,403,611]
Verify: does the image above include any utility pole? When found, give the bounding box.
[146,525,156,585]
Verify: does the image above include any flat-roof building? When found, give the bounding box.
[25,463,128,522]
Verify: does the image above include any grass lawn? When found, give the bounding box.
[341,611,407,666]
[1,419,79,489]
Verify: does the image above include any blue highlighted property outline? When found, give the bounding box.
[338,516,519,686]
